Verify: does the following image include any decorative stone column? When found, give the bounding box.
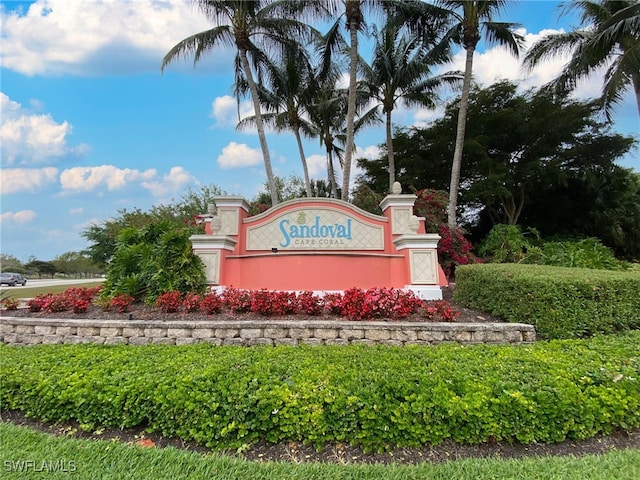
[190,196,247,285]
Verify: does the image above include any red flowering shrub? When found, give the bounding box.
[250,289,274,316]
[110,294,134,313]
[222,287,252,313]
[273,291,298,315]
[72,299,90,313]
[27,296,44,312]
[297,291,322,316]
[201,292,222,314]
[1,297,19,310]
[183,293,202,313]
[322,293,344,315]
[438,225,479,280]
[413,188,448,232]
[422,300,460,322]
[156,291,183,313]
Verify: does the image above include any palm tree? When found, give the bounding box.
[236,45,318,197]
[522,0,640,121]
[436,1,524,228]
[362,21,462,192]
[161,0,311,206]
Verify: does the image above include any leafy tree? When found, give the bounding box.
[52,252,102,278]
[237,44,319,197]
[24,260,57,279]
[356,81,639,258]
[162,0,313,205]
[0,254,24,274]
[82,184,225,267]
[523,0,640,120]
[435,0,524,227]
[361,20,461,191]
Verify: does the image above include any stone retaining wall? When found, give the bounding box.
[1,317,536,346]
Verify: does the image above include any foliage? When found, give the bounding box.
[437,225,479,279]
[201,292,223,315]
[350,184,383,215]
[109,294,135,314]
[24,260,57,279]
[156,291,183,313]
[479,224,539,263]
[422,300,460,322]
[82,184,225,266]
[183,293,203,313]
[413,189,449,232]
[52,251,102,278]
[100,221,206,304]
[26,287,103,314]
[2,334,639,452]
[454,264,640,339]
[1,297,19,311]
[221,287,253,314]
[355,82,639,259]
[523,237,629,271]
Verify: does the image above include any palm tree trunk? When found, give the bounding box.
[239,49,279,206]
[447,45,475,228]
[386,109,395,192]
[341,22,359,201]
[633,74,640,123]
[327,149,338,198]
[294,128,313,197]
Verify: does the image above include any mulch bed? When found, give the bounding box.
[2,410,638,464]
[1,286,503,324]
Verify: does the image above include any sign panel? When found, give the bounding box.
[246,208,385,250]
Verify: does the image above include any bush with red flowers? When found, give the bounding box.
[156,291,183,313]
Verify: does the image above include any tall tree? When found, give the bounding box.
[237,45,319,197]
[436,0,524,227]
[362,20,461,191]
[523,0,640,121]
[162,0,311,206]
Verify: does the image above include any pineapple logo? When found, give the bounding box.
[296,212,307,225]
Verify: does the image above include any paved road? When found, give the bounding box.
[2,278,104,289]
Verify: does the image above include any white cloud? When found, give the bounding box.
[306,154,326,177]
[0,0,230,76]
[440,28,603,101]
[59,165,156,193]
[0,167,59,194]
[211,95,254,127]
[141,166,197,197]
[69,207,84,215]
[0,210,37,224]
[0,93,89,166]
[217,142,263,169]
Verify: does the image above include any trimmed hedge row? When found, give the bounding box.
[454,264,640,339]
[2,334,639,451]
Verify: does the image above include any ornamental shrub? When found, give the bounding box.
[438,225,479,280]
[2,335,638,451]
[109,294,134,314]
[222,287,252,313]
[183,293,202,313]
[156,291,183,313]
[201,292,222,315]
[1,297,19,311]
[297,291,322,316]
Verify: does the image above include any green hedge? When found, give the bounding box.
[454,264,640,339]
[2,337,639,451]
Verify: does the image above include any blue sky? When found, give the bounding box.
[1,0,638,262]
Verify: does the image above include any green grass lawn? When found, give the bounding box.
[0,281,103,301]
[1,423,639,480]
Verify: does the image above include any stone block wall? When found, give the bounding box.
[1,317,536,346]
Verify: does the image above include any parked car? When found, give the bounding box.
[0,272,27,286]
